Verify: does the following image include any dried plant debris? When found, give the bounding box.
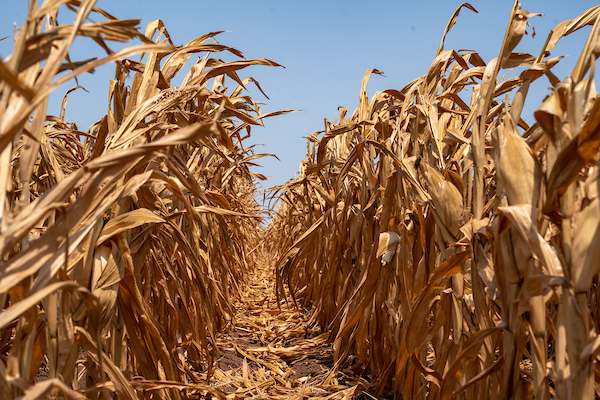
[208,263,364,399]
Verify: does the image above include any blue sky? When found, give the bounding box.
[1,1,598,193]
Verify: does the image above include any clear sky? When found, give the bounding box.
[1,1,598,193]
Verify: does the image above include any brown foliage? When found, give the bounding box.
[267,2,600,399]
[0,1,288,398]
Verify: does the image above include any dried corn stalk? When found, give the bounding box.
[267,2,600,399]
[0,1,290,398]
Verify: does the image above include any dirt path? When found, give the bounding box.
[209,262,364,399]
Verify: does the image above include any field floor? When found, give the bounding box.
[209,261,366,399]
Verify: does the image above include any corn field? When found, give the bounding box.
[0,0,290,398]
[1,0,600,399]
[266,2,600,399]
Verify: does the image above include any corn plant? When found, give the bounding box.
[0,1,290,398]
[267,3,600,399]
